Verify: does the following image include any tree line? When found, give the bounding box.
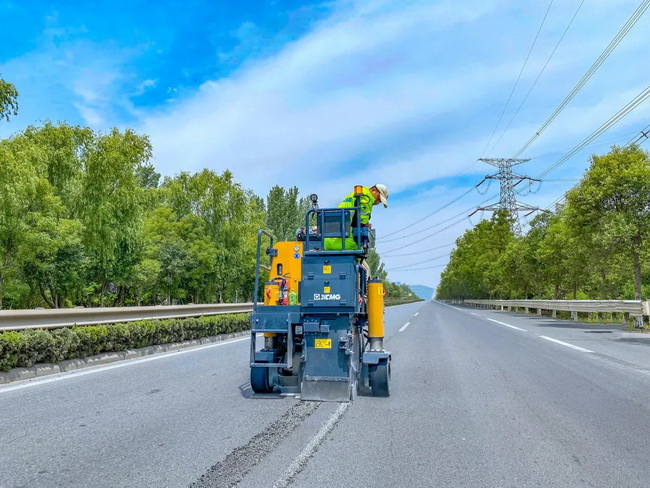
[436,145,650,301]
[0,77,415,308]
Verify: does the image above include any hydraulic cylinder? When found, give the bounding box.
[367,279,385,351]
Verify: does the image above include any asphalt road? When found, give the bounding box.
[3,301,650,487]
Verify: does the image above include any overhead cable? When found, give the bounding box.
[627,122,650,146]
[537,84,650,178]
[480,0,555,157]
[388,253,450,271]
[388,264,447,272]
[380,194,497,243]
[381,214,472,255]
[489,0,586,155]
[513,0,650,157]
[377,185,478,241]
[383,242,455,258]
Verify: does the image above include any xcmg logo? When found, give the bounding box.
[313,293,342,300]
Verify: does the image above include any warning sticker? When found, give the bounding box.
[323,286,331,293]
[323,265,332,274]
[315,338,332,349]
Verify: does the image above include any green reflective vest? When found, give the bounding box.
[338,187,375,226]
[323,187,375,251]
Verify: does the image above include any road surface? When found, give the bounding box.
[2,301,650,487]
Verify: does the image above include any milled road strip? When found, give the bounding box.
[191,401,320,488]
[0,336,249,394]
[272,402,351,488]
[486,318,526,331]
[539,336,594,353]
[398,322,411,332]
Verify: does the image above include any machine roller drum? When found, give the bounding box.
[369,359,391,397]
[250,364,273,393]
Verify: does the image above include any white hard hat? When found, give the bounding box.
[374,183,389,208]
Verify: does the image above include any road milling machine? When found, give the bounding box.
[249,187,391,401]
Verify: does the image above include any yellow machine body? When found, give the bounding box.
[264,281,280,306]
[269,241,303,300]
[367,280,385,339]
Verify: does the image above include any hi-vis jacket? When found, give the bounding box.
[338,186,375,226]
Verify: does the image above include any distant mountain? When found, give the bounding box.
[409,285,435,300]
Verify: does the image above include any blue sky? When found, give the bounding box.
[2,0,650,290]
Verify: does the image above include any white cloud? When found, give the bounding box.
[4,0,649,288]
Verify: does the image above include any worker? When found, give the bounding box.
[324,184,389,251]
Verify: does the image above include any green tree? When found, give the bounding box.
[0,76,18,122]
[265,185,310,241]
[0,135,51,308]
[78,128,152,305]
[566,145,650,300]
[436,211,515,300]
[366,249,388,281]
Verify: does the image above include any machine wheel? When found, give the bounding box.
[369,359,391,397]
[250,365,273,393]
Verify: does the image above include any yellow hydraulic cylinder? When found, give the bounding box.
[367,279,385,351]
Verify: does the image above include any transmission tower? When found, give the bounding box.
[470,158,541,235]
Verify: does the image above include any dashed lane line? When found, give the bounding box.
[539,336,594,353]
[486,318,526,332]
[398,322,411,332]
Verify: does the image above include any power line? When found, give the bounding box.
[380,194,497,243]
[381,214,471,254]
[521,119,650,230]
[481,0,555,156]
[377,184,480,241]
[538,84,650,178]
[488,0,586,155]
[513,0,650,157]
[388,253,450,270]
[388,264,447,272]
[383,242,455,258]
[627,122,650,146]
[526,130,640,160]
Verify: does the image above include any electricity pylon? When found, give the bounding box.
[470,158,541,235]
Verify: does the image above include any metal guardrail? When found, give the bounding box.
[464,299,650,318]
[0,303,254,332]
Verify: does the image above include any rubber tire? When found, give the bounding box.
[370,359,391,397]
[250,366,272,393]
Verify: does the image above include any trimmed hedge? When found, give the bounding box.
[0,313,250,372]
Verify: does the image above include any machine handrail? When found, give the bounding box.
[304,207,364,254]
[253,229,275,312]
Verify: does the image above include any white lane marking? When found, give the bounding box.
[398,322,411,332]
[486,318,526,331]
[413,312,419,317]
[437,301,464,312]
[273,402,350,488]
[539,336,594,353]
[470,312,479,316]
[0,336,249,394]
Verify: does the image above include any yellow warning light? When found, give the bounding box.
[354,185,363,196]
